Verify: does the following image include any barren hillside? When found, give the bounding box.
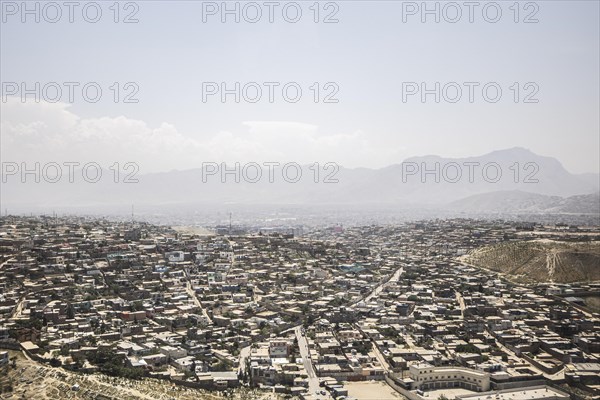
[464,240,600,283]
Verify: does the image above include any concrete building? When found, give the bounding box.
[408,363,490,392]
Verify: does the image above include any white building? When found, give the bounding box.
[166,251,185,263]
[409,363,490,392]
[269,340,290,358]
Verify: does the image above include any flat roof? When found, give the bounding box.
[457,386,569,400]
[20,341,40,351]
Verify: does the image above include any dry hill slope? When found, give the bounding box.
[463,240,600,283]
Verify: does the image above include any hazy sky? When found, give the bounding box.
[1,0,599,174]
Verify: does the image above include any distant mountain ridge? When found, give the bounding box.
[2,147,599,216]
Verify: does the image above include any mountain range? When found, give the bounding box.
[2,147,599,216]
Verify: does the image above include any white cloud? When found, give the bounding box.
[1,99,403,173]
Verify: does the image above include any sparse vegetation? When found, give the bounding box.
[465,240,600,283]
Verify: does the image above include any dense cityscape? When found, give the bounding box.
[1,216,598,400]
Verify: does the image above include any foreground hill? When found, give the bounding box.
[1,350,270,400]
[463,240,600,284]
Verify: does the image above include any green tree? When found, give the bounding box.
[66,303,75,319]
[49,358,62,367]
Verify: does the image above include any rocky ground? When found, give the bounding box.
[0,350,280,400]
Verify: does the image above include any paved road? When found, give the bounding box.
[348,266,403,380]
[351,266,404,307]
[184,269,212,324]
[11,296,25,319]
[238,345,251,375]
[371,340,391,372]
[455,291,466,317]
[294,326,331,399]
